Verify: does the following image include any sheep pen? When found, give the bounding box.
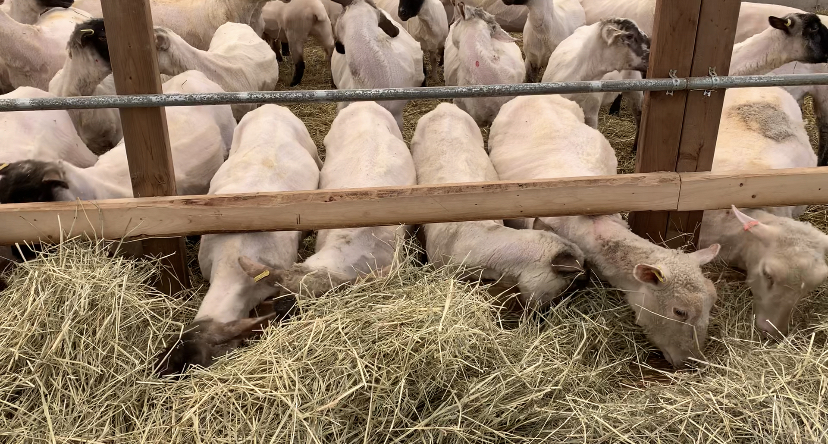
[1,37,828,443]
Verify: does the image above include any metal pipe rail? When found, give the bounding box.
[2,73,828,111]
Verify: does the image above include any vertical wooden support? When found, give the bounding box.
[101,0,189,293]
[665,0,741,248]
[630,0,740,247]
[629,0,702,243]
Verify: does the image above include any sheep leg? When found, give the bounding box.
[525,59,540,83]
[287,30,307,87]
[812,87,828,167]
[421,61,428,87]
[281,41,291,57]
[624,90,644,153]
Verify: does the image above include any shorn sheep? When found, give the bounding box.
[489,95,721,368]
[239,102,416,298]
[376,0,449,84]
[411,103,587,308]
[330,0,424,129]
[500,0,584,82]
[261,0,335,86]
[443,2,524,126]
[155,105,322,376]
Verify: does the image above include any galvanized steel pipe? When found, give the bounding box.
[1,73,828,111]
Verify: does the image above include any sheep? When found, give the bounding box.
[443,2,524,126]
[450,0,527,32]
[376,0,448,84]
[262,0,334,86]
[500,0,585,82]
[698,87,828,339]
[0,71,235,204]
[239,102,416,297]
[2,0,73,23]
[321,0,343,27]
[410,103,587,308]
[0,5,91,90]
[154,105,321,377]
[541,18,649,128]
[488,94,721,368]
[0,86,97,168]
[149,22,279,121]
[48,19,122,155]
[330,0,424,129]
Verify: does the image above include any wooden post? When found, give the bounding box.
[665,0,741,248]
[629,0,702,243]
[630,0,740,247]
[101,0,189,293]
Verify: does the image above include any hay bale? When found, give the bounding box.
[1,240,827,442]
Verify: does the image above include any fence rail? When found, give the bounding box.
[2,73,828,111]
[2,167,825,244]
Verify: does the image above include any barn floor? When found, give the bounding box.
[1,36,828,443]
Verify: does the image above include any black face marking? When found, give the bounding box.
[0,160,67,204]
[397,0,424,21]
[501,0,527,5]
[603,18,650,72]
[798,13,828,63]
[335,40,345,54]
[69,19,111,67]
[39,0,74,9]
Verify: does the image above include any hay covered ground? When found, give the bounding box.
[1,37,828,442]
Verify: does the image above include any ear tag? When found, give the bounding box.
[786,18,792,27]
[0,163,8,172]
[743,220,760,232]
[653,268,665,283]
[254,270,270,282]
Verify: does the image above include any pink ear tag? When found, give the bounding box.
[743,220,760,231]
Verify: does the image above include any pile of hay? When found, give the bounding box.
[1,240,826,443]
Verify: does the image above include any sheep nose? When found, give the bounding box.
[756,318,787,340]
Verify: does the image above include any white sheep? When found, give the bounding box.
[0,5,91,90]
[152,22,280,121]
[488,94,721,368]
[376,0,448,84]
[450,0,527,32]
[541,17,649,128]
[411,103,587,308]
[500,0,585,82]
[330,0,424,129]
[48,18,121,155]
[0,71,235,204]
[443,2,524,126]
[699,87,828,339]
[154,105,321,377]
[262,0,335,86]
[0,86,97,169]
[239,101,416,297]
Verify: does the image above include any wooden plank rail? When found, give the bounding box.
[1,169,827,245]
[101,0,189,293]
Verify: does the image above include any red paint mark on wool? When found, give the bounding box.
[475,61,479,67]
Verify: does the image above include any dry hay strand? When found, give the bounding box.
[1,240,827,442]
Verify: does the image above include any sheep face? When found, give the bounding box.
[730,207,828,339]
[451,3,514,46]
[0,160,68,204]
[398,0,424,21]
[600,18,650,74]
[154,315,281,377]
[769,13,828,64]
[67,19,112,73]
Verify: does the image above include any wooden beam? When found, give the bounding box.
[2,168,828,245]
[665,0,741,248]
[101,0,188,293]
[629,0,702,242]
[0,173,681,244]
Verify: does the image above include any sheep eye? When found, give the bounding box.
[673,308,687,319]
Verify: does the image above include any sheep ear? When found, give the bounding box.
[688,243,720,266]
[238,256,282,287]
[769,16,793,34]
[601,24,624,44]
[532,218,555,232]
[154,29,170,51]
[731,205,777,245]
[216,313,280,342]
[377,11,400,38]
[42,163,68,189]
[634,264,666,286]
[493,27,515,42]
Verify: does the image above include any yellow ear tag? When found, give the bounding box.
[786,18,792,27]
[653,268,665,283]
[254,270,270,282]
[0,163,8,172]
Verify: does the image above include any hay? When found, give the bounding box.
[1,240,827,442]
